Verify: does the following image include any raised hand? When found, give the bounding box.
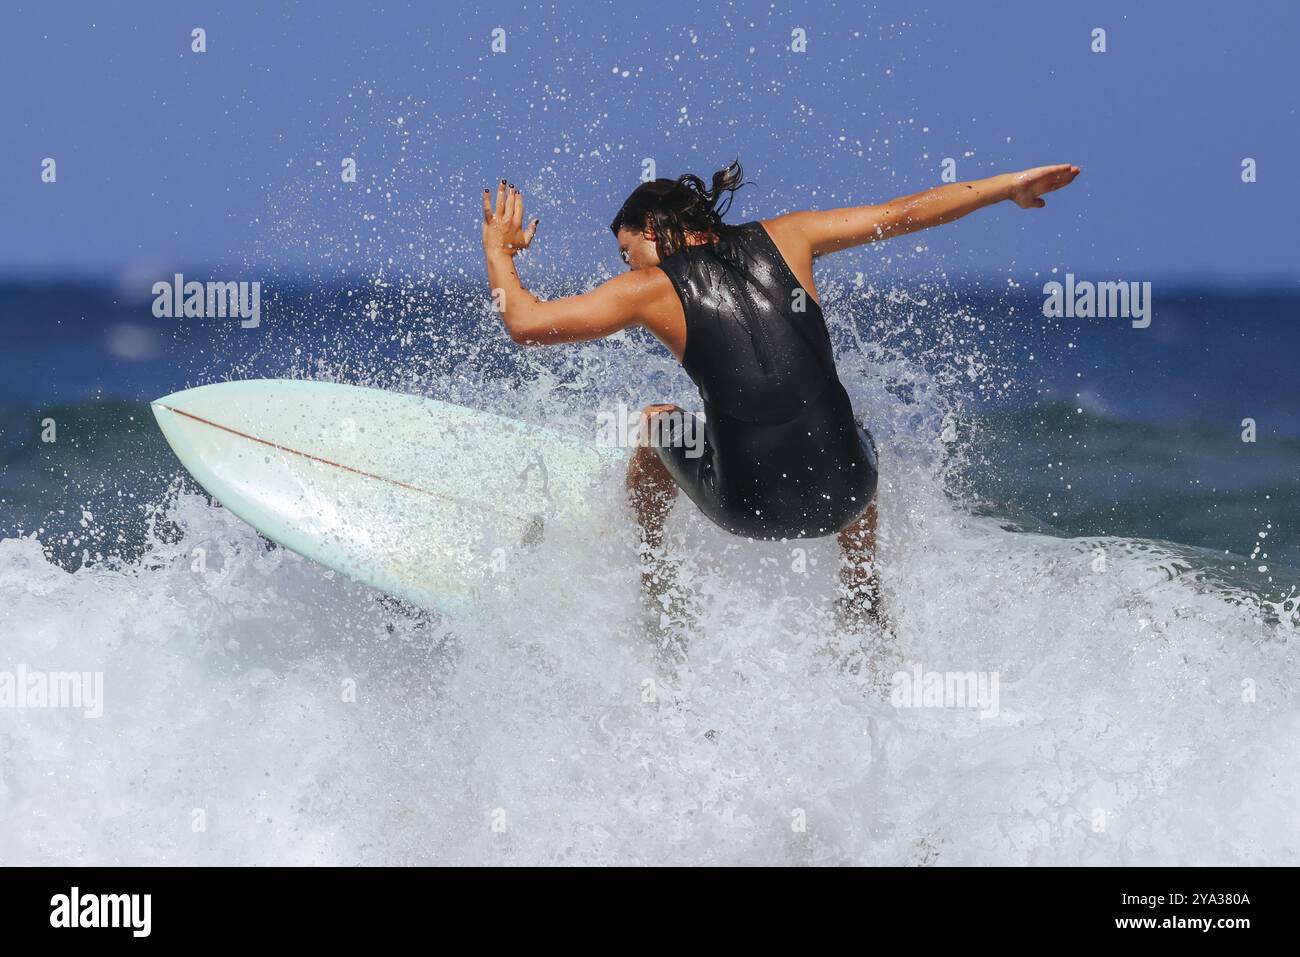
[1007,164,1081,209]
[482,180,539,255]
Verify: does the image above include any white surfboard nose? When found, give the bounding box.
[151,379,622,613]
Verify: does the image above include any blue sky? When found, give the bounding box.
[3,0,1298,284]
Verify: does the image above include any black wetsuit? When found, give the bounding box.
[653,221,878,540]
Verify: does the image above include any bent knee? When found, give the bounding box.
[637,403,684,446]
[640,402,683,421]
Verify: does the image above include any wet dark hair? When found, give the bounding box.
[609,160,748,259]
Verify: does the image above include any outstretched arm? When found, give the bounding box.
[780,164,1080,257]
[482,181,653,345]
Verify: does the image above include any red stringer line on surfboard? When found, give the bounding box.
[155,403,539,524]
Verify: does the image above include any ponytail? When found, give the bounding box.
[610,160,748,259]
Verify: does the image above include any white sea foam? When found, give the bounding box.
[1,330,1295,865]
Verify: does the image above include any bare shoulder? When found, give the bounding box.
[758,213,808,245]
[760,212,817,257]
[757,215,819,295]
[615,263,680,320]
[637,266,687,356]
[584,265,674,313]
[594,266,683,351]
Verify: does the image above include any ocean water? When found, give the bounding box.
[0,278,1296,865]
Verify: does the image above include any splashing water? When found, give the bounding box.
[1,281,1295,867]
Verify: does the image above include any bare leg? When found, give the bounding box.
[837,501,887,629]
[626,404,682,591]
[835,499,896,699]
[626,405,692,659]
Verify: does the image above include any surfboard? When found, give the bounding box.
[151,379,626,613]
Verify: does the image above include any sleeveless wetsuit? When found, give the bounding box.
[653,221,878,540]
